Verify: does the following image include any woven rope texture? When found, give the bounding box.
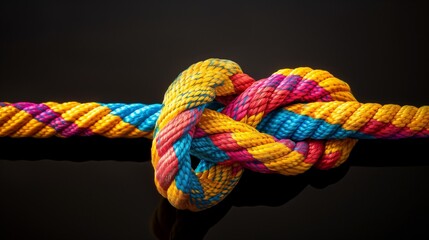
[1,58,428,211]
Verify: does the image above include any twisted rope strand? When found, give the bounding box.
[1,58,428,211]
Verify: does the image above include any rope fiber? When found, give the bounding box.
[1,58,428,211]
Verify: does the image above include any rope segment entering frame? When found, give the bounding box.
[1,58,428,211]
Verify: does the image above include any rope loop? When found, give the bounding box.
[152,58,414,211]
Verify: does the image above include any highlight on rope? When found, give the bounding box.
[1,58,428,211]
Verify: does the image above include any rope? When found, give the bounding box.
[1,58,428,211]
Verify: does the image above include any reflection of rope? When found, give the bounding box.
[1,58,428,211]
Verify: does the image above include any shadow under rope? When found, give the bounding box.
[0,137,429,239]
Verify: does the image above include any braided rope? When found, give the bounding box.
[1,58,428,211]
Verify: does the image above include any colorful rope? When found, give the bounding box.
[1,58,428,211]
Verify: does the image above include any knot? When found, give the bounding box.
[151,59,429,211]
[152,58,360,211]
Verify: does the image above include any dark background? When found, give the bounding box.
[1,0,429,239]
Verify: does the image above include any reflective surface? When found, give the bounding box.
[1,138,429,239]
[1,1,429,239]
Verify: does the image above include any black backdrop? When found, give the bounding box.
[1,1,429,239]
